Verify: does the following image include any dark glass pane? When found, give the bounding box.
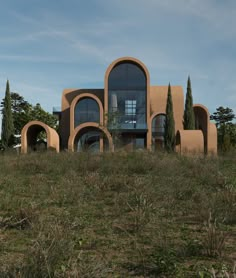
[109,63,146,90]
[74,98,100,128]
[135,136,146,149]
[152,114,166,135]
[76,130,100,152]
[108,62,147,130]
[152,114,166,150]
[74,128,109,153]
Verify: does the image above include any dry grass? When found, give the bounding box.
[0,151,235,277]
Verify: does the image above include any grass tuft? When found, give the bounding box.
[0,151,235,277]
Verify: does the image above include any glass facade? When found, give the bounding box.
[119,134,146,150]
[152,114,166,150]
[134,135,146,149]
[108,62,147,130]
[74,98,99,128]
[74,128,109,153]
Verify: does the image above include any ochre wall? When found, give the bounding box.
[150,86,184,133]
[208,122,218,155]
[68,122,113,152]
[60,89,104,149]
[176,130,204,155]
[21,57,216,155]
[21,121,60,153]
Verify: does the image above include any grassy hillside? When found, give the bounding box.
[0,151,235,277]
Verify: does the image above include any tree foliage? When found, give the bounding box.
[1,80,14,148]
[1,92,57,136]
[105,111,122,150]
[30,103,57,129]
[8,92,32,135]
[1,90,58,148]
[164,84,175,152]
[210,106,235,127]
[183,76,195,130]
[210,106,236,151]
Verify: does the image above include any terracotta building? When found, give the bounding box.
[21,57,217,155]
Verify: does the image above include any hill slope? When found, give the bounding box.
[0,152,235,277]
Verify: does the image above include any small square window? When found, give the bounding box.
[125,100,136,116]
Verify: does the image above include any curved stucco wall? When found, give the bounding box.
[176,130,204,155]
[208,122,217,155]
[60,88,104,149]
[193,104,217,155]
[68,122,113,152]
[21,121,60,153]
[150,86,184,133]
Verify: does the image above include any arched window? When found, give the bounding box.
[108,62,147,130]
[152,114,166,150]
[74,127,109,153]
[74,98,99,128]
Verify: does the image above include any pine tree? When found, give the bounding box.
[164,83,175,152]
[1,80,14,148]
[183,76,195,130]
[210,106,236,150]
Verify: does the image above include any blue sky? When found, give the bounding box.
[0,0,236,122]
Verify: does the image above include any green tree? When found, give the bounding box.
[227,123,236,147]
[31,103,57,129]
[1,94,58,134]
[164,83,175,152]
[210,106,235,127]
[10,92,32,135]
[1,92,58,147]
[0,139,3,150]
[222,133,231,152]
[183,76,195,130]
[1,80,14,148]
[210,106,236,150]
[105,111,122,150]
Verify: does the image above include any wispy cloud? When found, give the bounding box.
[0,0,235,117]
[0,54,75,63]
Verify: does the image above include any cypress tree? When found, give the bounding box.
[1,80,14,148]
[164,83,175,152]
[184,76,195,129]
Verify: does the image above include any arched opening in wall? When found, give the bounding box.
[108,61,148,148]
[194,105,208,154]
[74,127,109,153]
[152,114,166,151]
[26,125,48,152]
[74,97,100,128]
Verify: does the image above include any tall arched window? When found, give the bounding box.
[152,114,166,150]
[74,98,99,128]
[108,62,147,130]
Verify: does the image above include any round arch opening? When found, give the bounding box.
[73,126,110,153]
[152,113,166,151]
[68,122,114,152]
[26,125,48,152]
[21,121,60,154]
[107,60,148,130]
[194,104,209,154]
